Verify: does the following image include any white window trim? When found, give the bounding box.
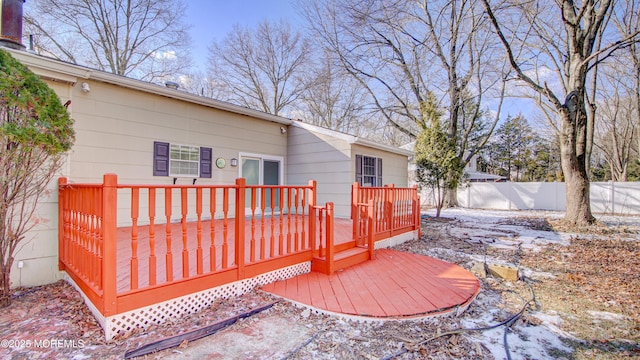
[169,143,200,177]
[357,154,383,187]
[238,152,285,185]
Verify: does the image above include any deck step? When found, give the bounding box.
[311,246,371,274]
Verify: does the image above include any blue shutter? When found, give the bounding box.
[355,155,362,185]
[377,158,382,186]
[200,147,212,178]
[153,141,169,176]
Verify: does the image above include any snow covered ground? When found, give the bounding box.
[416,208,640,360]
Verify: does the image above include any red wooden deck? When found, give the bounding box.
[114,216,354,293]
[261,249,480,318]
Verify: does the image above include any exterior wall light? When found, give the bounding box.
[230,158,238,167]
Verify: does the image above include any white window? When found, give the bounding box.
[153,141,212,178]
[356,155,382,186]
[170,144,200,177]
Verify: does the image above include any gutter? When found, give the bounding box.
[3,47,293,126]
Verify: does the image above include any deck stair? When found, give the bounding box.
[311,241,373,274]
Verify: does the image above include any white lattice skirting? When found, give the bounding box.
[65,262,311,340]
[374,230,419,249]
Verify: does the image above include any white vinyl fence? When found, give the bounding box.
[448,182,640,215]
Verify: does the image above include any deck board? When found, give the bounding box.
[262,249,480,318]
[115,216,354,293]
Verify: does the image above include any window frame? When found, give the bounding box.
[169,143,200,177]
[153,141,212,178]
[356,154,383,187]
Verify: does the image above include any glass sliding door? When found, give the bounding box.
[240,154,283,213]
[264,160,280,210]
[242,158,260,208]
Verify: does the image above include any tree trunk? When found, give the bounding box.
[444,187,458,208]
[559,96,596,225]
[0,261,11,308]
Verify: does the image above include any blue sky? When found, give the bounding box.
[186,1,534,122]
[186,1,301,72]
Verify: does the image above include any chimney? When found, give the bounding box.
[0,0,25,49]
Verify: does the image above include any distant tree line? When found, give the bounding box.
[23,0,640,224]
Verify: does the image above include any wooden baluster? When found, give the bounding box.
[318,208,325,258]
[235,178,246,278]
[260,187,266,260]
[222,187,229,269]
[196,188,203,275]
[165,188,173,282]
[249,187,256,262]
[287,188,292,253]
[300,187,306,250]
[181,188,189,278]
[80,195,87,278]
[278,187,284,255]
[210,188,217,272]
[95,187,103,289]
[130,188,139,290]
[88,189,96,286]
[269,188,275,258]
[294,188,299,252]
[250,187,256,263]
[148,188,156,286]
[309,205,316,256]
[70,194,77,269]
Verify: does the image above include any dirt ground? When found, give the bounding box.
[0,208,638,359]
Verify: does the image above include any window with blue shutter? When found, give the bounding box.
[154,142,213,178]
[200,147,212,178]
[153,141,170,176]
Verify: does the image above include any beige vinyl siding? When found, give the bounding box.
[287,125,353,217]
[9,78,74,287]
[69,80,287,185]
[9,54,289,288]
[352,145,409,188]
[287,125,410,218]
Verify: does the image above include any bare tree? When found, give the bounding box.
[207,20,311,117]
[612,0,640,163]
[24,0,191,82]
[298,49,372,135]
[483,0,640,225]
[301,0,506,205]
[593,59,639,181]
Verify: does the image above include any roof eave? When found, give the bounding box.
[4,47,293,126]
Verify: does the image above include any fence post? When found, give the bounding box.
[367,199,375,260]
[412,185,420,236]
[235,178,246,279]
[610,181,615,215]
[351,182,359,220]
[308,180,317,208]
[352,182,359,239]
[102,174,118,316]
[58,177,68,271]
[326,202,335,274]
[308,180,317,256]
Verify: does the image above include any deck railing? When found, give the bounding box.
[58,174,321,316]
[352,182,420,244]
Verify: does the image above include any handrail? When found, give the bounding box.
[352,182,420,243]
[59,174,320,316]
[309,202,335,273]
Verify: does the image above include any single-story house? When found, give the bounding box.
[0,2,421,339]
[7,47,412,289]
